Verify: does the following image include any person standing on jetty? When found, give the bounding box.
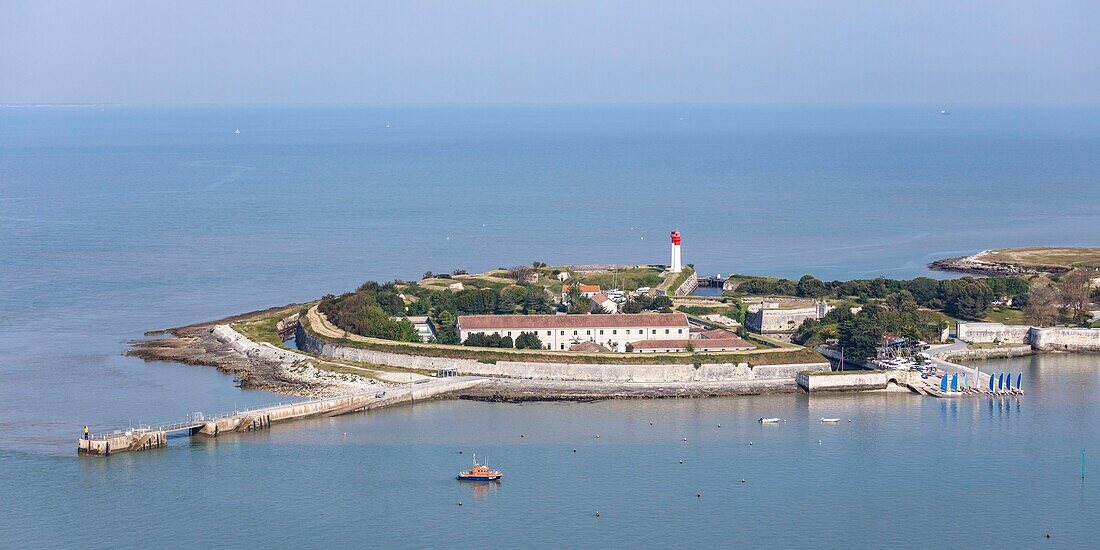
[83,426,89,440]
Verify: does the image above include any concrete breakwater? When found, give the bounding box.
[294,322,828,383]
[78,376,487,456]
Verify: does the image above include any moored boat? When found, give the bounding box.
[456,454,502,481]
[759,417,780,424]
[820,418,840,423]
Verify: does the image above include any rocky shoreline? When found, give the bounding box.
[928,253,1071,277]
[127,306,391,397]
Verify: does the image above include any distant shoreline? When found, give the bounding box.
[928,247,1100,277]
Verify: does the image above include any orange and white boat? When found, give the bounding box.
[456,455,502,481]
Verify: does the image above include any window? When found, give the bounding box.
[652,329,657,334]
[573,330,578,335]
[612,330,617,335]
[547,331,551,336]
[678,329,683,334]
[599,330,604,335]
[665,329,669,334]
[560,344,565,350]
[586,330,591,335]
[560,331,565,335]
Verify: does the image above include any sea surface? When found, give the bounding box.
[1,106,1098,548]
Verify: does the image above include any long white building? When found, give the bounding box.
[457,313,690,352]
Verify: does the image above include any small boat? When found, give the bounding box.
[456,455,502,481]
[234,128,240,134]
[820,418,840,423]
[759,417,780,424]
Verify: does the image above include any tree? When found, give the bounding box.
[905,277,942,308]
[796,275,827,298]
[1059,269,1092,323]
[839,315,883,362]
[568,296,592,314]
[1024,284,1059,327]
[515,331,543,349]
[940,278,994,320]
[433,310,459,344]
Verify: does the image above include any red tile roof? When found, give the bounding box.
[562,284,601,293]
[458,313,687,330]
[569,341,612,352]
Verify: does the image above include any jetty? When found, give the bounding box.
[77,376,486,456]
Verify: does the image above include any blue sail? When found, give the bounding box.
[998,372,1005,391]
[962,375,969,391]
[1016,373,1022,391]
[988,373,995,392]
[940,375,948,392]
[951,373,958,392]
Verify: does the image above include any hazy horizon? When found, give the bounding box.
[3,1,1099,106]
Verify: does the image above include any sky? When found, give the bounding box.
[2,0,1098,105]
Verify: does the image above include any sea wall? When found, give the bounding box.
[941,346,1034,362]
[797,371,890,392]
[296,322,827,383]
[956,322,1100,351]
[1031,327,1100,351]
[956,322,1031,344]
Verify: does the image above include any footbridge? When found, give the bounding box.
[78,376,487,456]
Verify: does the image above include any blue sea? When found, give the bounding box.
[1,105,1098,548]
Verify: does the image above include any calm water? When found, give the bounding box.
[1,106,1099,547]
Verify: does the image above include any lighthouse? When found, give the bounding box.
[670,230,682,273]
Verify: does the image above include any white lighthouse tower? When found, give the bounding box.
[670,230,682,273]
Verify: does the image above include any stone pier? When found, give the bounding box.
[78,377,487,456]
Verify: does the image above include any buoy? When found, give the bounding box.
[741,478,746,483]
[717,424,721,428]
[818,440,822,444]
[683,437,688,442]
[848,419,852,423]
[649,422,653,426]
[458,450,463,454]
[573,448,577,453]
[595,511,600,517]
[458,501,462,506]
[520,434,524,438]
[1046,533,1051,539]
[596,434,600,438]
[749,441,753,445]
[696,493,701,498]
[679,459,683,464]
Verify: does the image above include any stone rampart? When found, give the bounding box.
[1030,327,1100,351]
[956,322,1100,351]
[295,322,828,383]
[956,322,1031,344]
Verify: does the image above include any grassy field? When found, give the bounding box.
[984,306,1028,325]
[975,247,1100,269]
[659,265,695,294]
[578,266,665,292]
[232,305,305,346]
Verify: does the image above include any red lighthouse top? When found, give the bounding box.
[670,230,681,245]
